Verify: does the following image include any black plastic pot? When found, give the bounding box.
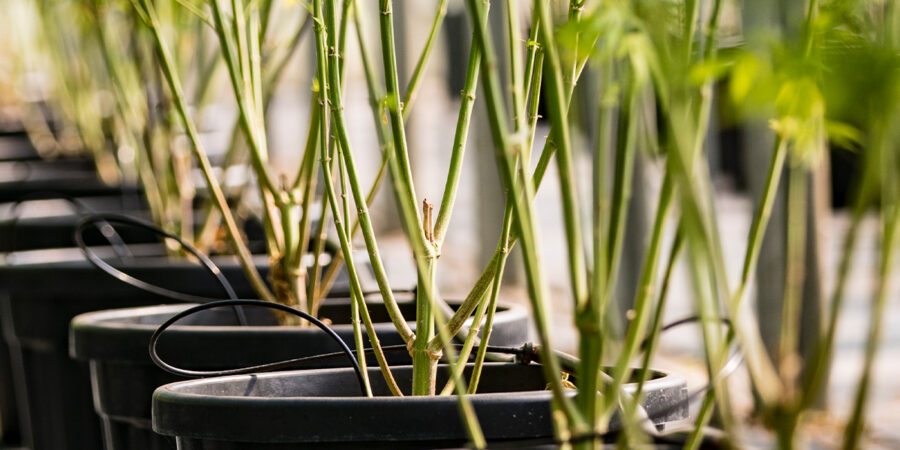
[1,211,152,253]
[152,363,688,449]
[70,299,529,450]
[0,134,42,162]
[0,251,269,450]
[0,196,142,446]
[0,160,139,203]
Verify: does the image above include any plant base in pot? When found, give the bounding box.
[151,363,688,449]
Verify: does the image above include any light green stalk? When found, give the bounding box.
[401,0,448,115]
[311,0,400,394]
[377,0,443,395]
[130,0,275,304]
[465,0,585,431]
[842,124,900,450]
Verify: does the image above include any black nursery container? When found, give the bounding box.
[151,363,689,449]
[0,250,270,450]
[0,195,143,446]
[69,299,529,450]
[0,159,139,203]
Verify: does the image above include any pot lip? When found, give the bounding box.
[72,298,523,332]
[1,245,271,268]
[151,364,688,443]
[152,363,685,403]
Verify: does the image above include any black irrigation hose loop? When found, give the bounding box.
[75,213,240,304]
[2,191,130,257]
[148,299,367,395]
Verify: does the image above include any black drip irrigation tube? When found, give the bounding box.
[72,214,745,448]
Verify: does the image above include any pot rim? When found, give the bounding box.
[154,362,684,402]
[151,363,689,443]
[69,299,527,361]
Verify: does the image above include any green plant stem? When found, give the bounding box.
[430,289,486,448]
[209,1,285,262]
[574,56,615,444]
[196,14,310,251]
[401,0,448,115]
[842,128,900,450]
[778,163,808,405]
[733,138,788,313]
[604,81,640,297]
[440,213,512,396]
[800,178,875,408]
[132,0,275,304]
[506,0,525,134]
[378,0,442,396]
[465,251,506,394]
[311,0,400,395]
[432,0,592,354]
[319,0,413,342]
[685,390,716,450]
[465,0,585,431]
[534,0,588,312]
[433,11,483,249]
[600,172,674,427]
[313,0,395,305]
[340,144,372,397]
[635,225,684,397]
[523,39,543,163]
[676,137,784,444]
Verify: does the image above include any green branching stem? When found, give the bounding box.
[433,9,483,249]
[378,0,442,396]
[131,0,275,304]
[534,0,588,312]
[465,0,585,431]
[402,0,448,115]
[311,0,400,395]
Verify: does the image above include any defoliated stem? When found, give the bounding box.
[132,0,275,303]
[401,0,448,116]
[312,0,400,395]
[465,0,585,431]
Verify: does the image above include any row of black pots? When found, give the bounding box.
[0,132,142,448]
[0,136,690,449]
[0,225,689,449]
[0,253,269,450]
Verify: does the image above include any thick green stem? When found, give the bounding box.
[378,0,441,396]
[534,0,588,311]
